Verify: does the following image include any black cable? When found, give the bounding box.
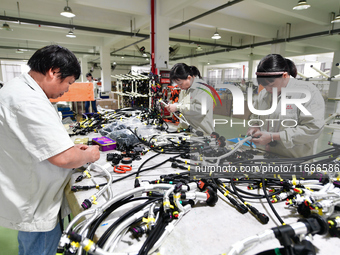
[97,197,161,247]
[230,178,269,224]
[261,178,285,225]
[229,181,283,200]
[58,209,63,233]
[87,195,135,240]
[255,248,286,255]
[138,206,168,255]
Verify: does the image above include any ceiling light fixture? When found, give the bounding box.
[1,22,13,31]
[196,45,203,51]
[66,18,76,38]
[211,28,221,40]
[332,3,340,23]
[1,11,13,31]
[332,13,340,23]
[66,30,76,38]
[60,0,76,18]
[293,0,311,10]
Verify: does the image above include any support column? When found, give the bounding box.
[100,45,111,92]
[153,0,169,72]
[80,56,88,82]
[329,51,340,99]
[189,57,203,76]
[247,55,255,80]
[271,43,286,56]
[271,26,286,57]
[0,62,3,82]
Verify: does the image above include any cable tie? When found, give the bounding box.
[84,240,94,252]
[91,195,98,205]
[84,170,91,178]
[292,175,297,186]
[71,241,80,248]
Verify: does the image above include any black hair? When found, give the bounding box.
[28,45,81,81]
[86,73,93,77]
[170,63,202,83]
[256,54,296,86]
[285,58,297,78]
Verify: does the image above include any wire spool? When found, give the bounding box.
[128,151,136,158]
[121,157,133,164]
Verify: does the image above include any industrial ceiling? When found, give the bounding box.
[0,0,339,70]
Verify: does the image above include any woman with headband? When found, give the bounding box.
[166,63,214,135]
[247,54,325,158]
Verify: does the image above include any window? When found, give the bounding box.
[207,69,222,86]
[295,64,304,76]
[0,60,29,83]
[224,68,242,81]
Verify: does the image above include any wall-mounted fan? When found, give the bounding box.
[169,43,180,57]
[135,44,149,57]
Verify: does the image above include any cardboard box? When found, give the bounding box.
[96,99,118,110]
[74,137,89,145]
[109,91,118,99]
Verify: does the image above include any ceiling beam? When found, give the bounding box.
[250,0,330,26]
[170,6,277,38]
[161,0,201,16]
[171,27,340,61]
[0,15,150,38]
[74,0,150,16]
[169,0,244,30]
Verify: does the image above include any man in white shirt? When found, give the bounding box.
[0,45,100,255]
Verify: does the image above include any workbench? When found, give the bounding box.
[64,130,338,255]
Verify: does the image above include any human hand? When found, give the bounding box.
[86,145,100,162]
[74,144,89,150]
[246,127,260,137]
[251,131,272,146]
[166,104,178,113]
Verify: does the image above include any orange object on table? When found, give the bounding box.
[49,82,94,102]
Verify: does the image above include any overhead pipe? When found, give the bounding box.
[169,0,244,30]
[0,10,339,59]
[169,37,237,48]
[0,15,149,38]
[151,0,156,74]
[0,45,147,59]
[0,56,141,67]
[0,15,235,51]
[111,38,148,54]
[0,45,98,55]
[171,27,340,61]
